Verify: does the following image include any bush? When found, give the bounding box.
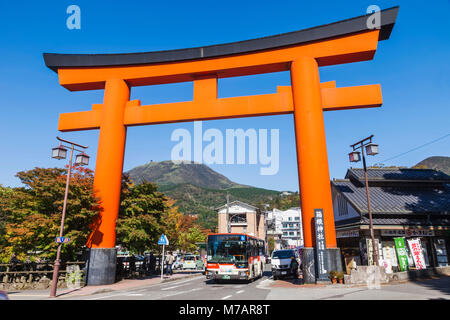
[328,270,337,279]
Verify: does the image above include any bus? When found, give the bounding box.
[205,233,266,282]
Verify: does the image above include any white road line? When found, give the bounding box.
[158,287,202,299]
[221,295,232,300]
[161,283,191,291]
[236,290,244,294]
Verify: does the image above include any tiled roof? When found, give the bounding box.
[361,216,450,226]
[346,168,450,182]
[332,180,450,214]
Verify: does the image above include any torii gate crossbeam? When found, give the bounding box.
[44,6,398,285]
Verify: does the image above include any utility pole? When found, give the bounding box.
[226,193,230,233]
[349,135,379,266]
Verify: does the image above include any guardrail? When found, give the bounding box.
[0,261,85,290]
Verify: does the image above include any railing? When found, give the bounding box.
[0,256,168,289]
[0,261,86,290]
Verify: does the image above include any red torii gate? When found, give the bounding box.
[44,7,398,284]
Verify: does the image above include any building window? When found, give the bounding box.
[289,232,294,236]
[288,217,292,221]
[338,195,348,216]
[230,214,247,223]
[294,217,299,221]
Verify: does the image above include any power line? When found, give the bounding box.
[374,133,450,165]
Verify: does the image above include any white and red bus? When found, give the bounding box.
[205,233,265,282]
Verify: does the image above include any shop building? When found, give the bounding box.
[217,201,266,240]
[266,207,304,250]
[331,168,450,273]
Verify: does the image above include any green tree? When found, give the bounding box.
[0,166,99,262]
[116,177,169,254]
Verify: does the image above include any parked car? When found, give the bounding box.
[270,249,300,280]
[173,255,184,270]
[182,255,204,270]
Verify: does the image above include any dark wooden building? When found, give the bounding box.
[331,168,450,273]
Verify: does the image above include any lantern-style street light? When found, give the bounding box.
[349,135,379,266]
[49,136,88,298]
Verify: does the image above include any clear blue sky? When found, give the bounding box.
[0,0,449,191]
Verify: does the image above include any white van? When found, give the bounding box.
[270,249,300,280]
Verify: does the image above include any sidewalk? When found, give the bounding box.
[7,271,203,300]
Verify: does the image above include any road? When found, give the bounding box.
[6,265,450,300]
[62,272,271,300]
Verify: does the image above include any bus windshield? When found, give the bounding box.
[207,235,247,263]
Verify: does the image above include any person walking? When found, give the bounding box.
[149,253,156,274]
[290,255,299,282]
[165,251,174,276]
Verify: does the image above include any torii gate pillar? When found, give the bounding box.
[291,57,340,282]
[84,79,130,285]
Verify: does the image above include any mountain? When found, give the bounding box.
[127,160,246,190]
[412,156,450,175]
[125,161,282,230]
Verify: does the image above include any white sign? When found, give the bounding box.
[407,238,426,270]
[381,229,434,237]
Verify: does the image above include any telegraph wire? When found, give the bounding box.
[374,133,450,166]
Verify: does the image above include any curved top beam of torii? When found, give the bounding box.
[43,6,398,92]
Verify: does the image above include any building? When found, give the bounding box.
[266,207,304,250]
[332,167,450,273]
[216,201,266,240]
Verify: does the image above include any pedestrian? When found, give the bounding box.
[165,251,174,276]
[149,253,156,274]
[290,255,299,282]
[129,255,136,276]
[24,256,32,271]
[9,254,19,271]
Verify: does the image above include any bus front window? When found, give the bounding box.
[207,235,247,264]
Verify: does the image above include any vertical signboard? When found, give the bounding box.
[394,237,409,272]
[407,238,426,270]
[314,209,328,281]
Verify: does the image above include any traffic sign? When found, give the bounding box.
[55,237,70,243]
[158,234,169,245]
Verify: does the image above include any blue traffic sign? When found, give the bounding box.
[55,237,70,243]
[158,234,169,245]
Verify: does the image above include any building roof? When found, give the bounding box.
[43,7,398,72]
[332,179,450,215]
[215,200,259,211]
[346,167,450,182]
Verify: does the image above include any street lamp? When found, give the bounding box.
[349,135,379,266]
[49,136,88,298]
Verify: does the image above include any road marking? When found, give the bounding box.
[158,287,202,299]
[161,283,191,291]
[126,293,143,296]
[221,295,232,300]
[236,290,244,294]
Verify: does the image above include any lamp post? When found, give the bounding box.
[349,135,379,266]
[49,136,89,298]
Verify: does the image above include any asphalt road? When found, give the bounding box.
[6,265,450,301]
[62,271,272,300]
